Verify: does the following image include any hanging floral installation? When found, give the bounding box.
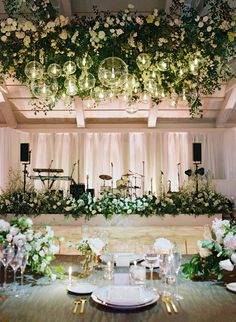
[0,0,235,115]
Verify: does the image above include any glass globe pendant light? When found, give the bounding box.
[78,72,95,91]
[76,53,93,70]
[136,53,152,71]
[47,63,62,78]
[157,59,168,71]
[98,57,128,89]
[92,86,107,101]
[25,61,44,80]
[63,61,76,75]
[31,77,58,99]
[64,77,78,96]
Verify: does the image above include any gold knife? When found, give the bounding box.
[80,298,87,314]
[73,300,80,314]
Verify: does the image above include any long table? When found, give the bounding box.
[0,256,236,322]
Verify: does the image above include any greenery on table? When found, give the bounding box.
[0,172,233,218]
[182,218,236,280]
[0,0,235,115]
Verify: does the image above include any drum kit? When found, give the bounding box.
[99,171,143,197]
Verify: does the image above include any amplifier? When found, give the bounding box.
[70,184,85,199]
[86,188,95,198]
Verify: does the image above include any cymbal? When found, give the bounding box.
[99,174,112,180]
[122,173,133,177]
[133,186,141,189]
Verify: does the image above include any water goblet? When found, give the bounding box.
[172,244,184,300]
[0,242,14,291]
[159,253,172,297]
[10,246,23,293]
[144,247,158,280]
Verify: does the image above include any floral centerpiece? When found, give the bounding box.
[0,217,58,278]
[77,238,106,274]
[182,218,236,280]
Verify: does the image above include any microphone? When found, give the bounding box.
[161,170,164,175]
[177,163,181,165]
[111,162,113,167]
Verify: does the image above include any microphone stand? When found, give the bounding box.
[142,161,145,196]
[77,160,80,184]
[111,162,113,192]
[70,163,76,185]
[23,149,31,193]
[48,159,53,190]
[177,163,181,191]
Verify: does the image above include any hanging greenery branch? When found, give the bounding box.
[0,0,235,115]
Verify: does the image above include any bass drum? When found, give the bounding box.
[100,186,111,193]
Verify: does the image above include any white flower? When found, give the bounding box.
[207,26,212,32]
[128,4,134,9]
[154,238,174,254]
[231,253,236,264]
[223,232,236,251]
[1,35,7,42]
[6,234,12,242]
[25,218,33,227]
[49,244,59,254]
[116,29,124,36]
[15,31,25,39]
[0,220,10,232]
[39,250,45,257]
[136,17,143,25]
[88,238,106,255]
[10,227,19,236]
[198,22,204,28]
[219,259,234,271]
[197,240,211,258]
[40,262,47,271]
[98,30,106,39]
[33,254,39,263]
[59,29,67,40]
[203,16,209,22]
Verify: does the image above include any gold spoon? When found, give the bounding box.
[161,295,172,314]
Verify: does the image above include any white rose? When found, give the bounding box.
[197,240,211,258]
[33,254,39,263]
[207,26,212,32]
[1,35,7,42]
[219,259,234,271]
[198,22,204,28]
[154,238,174,254]
[10,227,19,236]
[6,234,13,242]
[203,16,209,22]
[98,30,106,39]
[88,238,106,255]
[15,31,25,39]
[231,253,236,264]
[128,4,134,9]
[0,220,10,232]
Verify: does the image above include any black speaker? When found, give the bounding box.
[20,143,30,162]
[70,184,85,199]
[193,143,202,163]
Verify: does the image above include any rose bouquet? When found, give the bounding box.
[0,217,58,278]
[182,219,236,280]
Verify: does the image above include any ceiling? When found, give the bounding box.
[0,0,235,131]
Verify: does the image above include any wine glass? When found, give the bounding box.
[172,244,184,300]
[159,253,172,296]
[9,246,23,292]
[17,246,29,296]
[0,242,14,291]
[144,247,158,280]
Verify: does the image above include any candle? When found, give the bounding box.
[68,266,72,285]
[107,261,112,271]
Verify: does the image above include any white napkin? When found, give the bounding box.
[115,253,133,267]
[107,286,142,305]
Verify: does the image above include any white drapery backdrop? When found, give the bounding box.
[0,128,235,197]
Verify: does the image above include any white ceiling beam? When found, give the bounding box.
[0,89,17,128]
[216,87,236,127]
[148,104,158,128]
[75,98,85,128]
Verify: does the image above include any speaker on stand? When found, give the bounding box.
[193,143,203,194]
[70,183,85,199]
[20,143,31,193]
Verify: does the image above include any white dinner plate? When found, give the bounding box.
[91,285,159,309]
[101,252,142,264]
[141,259,159,268]
[226,282,236,293]
[67,283,97,294]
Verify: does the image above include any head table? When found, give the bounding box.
[0,255,235,322]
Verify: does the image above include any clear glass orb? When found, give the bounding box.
[140,91,151,104]
[124,74,139,92]
[47,63,62,78]
[144,79,157,95]
[136,53,152,71]
[31,78,58,99]
[152,85,164,98]
[63,61,76,75]
[64,77,78,96]
[92,86,107,101]
[76,54,93,70]
[126,104,139,114]
[157,60,168,71]
[98,57,128,89]
[84,98,97,109]
[78,72,95,91]
[25,61,44,80]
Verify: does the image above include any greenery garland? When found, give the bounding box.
[0,0,235,115]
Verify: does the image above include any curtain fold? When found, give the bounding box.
[0,128,235,197]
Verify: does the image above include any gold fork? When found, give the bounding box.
[161,296,172,314]
[73,300,81,314]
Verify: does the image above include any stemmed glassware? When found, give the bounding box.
[159,253,172,296]
[9,246,23,292]
[144,247,158,280]
[0,242,14,291]
[171,244,184,300]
